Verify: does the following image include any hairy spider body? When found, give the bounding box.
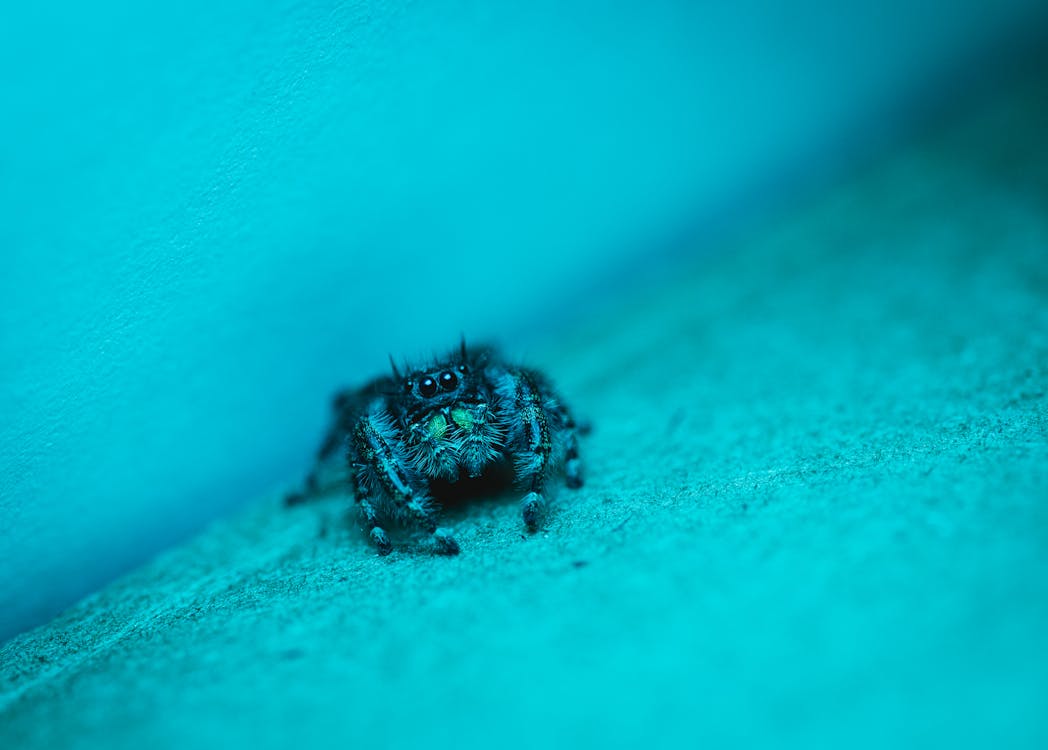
[289,343,584,555]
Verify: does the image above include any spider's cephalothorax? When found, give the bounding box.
[289,342,585,555]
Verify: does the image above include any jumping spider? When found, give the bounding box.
[287,342,585,555]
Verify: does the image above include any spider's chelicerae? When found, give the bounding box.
[288,342,585,555]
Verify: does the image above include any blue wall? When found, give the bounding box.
[2,1,1046,640]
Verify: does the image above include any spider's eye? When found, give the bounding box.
[457,365,467,374]
[419,377,438,398]
[439,371,458,390]
[404,380,413,393]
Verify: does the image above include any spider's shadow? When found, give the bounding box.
[428,459,517,518]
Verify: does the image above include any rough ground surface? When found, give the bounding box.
[2,78,1046,749]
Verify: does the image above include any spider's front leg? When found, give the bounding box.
[351,409,459,555]
[498,369,581,532]
[349,466,393,555]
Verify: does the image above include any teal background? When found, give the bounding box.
[4,0,1048,643]
[1,69,1046,747]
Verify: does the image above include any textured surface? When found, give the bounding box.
[5,0,1048,641]
[2,68,1047,749]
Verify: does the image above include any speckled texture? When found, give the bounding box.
[7,1,1048,642]
[2,77,1046,749]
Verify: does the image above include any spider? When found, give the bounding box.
[287,341,585,555]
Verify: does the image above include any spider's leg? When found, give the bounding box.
[520,490,547,532]
[374,485,460,556]
[354,408,459,555]
[496,369,557,531]
[556,404,585,490]
[349,462,392,555]
[563,429,584,490]
[395,497,459,556]
[360,497,393,555]
[432,528,460,555]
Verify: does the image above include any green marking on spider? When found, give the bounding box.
[427,413,448,439]
[450,406,474,430]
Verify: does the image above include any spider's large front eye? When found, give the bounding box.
[419,376,438,398]
[439,371,458,391]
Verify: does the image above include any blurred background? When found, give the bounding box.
[1,0,1046,646]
